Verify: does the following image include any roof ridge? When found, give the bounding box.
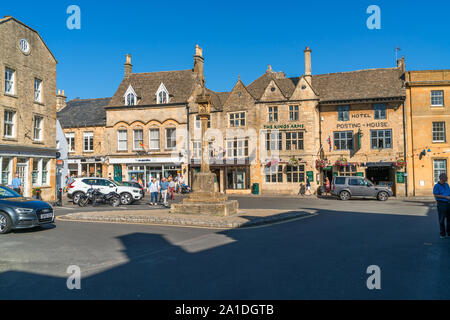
[130,69,193,76]
[313,67,399,77]
[68,97,111,102]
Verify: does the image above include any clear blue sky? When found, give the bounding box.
[2,0,450,100]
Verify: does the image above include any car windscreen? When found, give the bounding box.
[0,186,21,198]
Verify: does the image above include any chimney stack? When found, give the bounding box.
[124,54,132,77]
[397,55,405,73]
[56,89,67,112]
[193,44,204,85]
[304,46,312,79]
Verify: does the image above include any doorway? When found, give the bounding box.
[16,158,29,196]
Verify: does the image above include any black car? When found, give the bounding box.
[0,186,55,234]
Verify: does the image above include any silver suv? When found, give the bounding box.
[331,176,393,201]
[68,178,143,205]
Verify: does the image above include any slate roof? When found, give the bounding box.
[311,68,405,102]
[57,98,111,128]
[108,70,200,107]
[246,67,405,102]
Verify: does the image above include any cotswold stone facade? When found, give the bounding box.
[0,16,57,200]
[405,70,450,196]
[59,45,408,195]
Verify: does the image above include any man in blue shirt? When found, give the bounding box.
[11,173,22,195]
[433,173,450,238]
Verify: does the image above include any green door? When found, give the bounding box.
[113,165,122,182]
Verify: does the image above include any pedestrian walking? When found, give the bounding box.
[306,177,312,195]
[433,173,450,239]
[12,173,23,195]
[148,178,159,206]
[160,177,169,206]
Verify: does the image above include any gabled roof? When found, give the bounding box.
[246,67,405,102]
[108,70,200,107]
[311,68,405,102]
[57,98,111,128]
[0,16,57,63]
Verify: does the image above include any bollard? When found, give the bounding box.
[57,188,63,207]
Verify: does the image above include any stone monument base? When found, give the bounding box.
[169,172,239,216]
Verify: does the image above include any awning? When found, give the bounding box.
[364,162,394,168]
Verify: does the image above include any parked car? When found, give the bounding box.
[67,178,143,205]
[331,176,393,201]
[0,186,55,234]
[122,181,145,196]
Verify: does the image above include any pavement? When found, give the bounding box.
[1,196,449,299]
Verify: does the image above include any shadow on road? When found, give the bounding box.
[1,203,449,300]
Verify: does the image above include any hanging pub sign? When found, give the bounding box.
[306,171,314,182]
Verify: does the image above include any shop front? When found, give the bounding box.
[67,158,105,178]
[109,157,184,187]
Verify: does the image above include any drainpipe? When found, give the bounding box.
[186,104,191,187]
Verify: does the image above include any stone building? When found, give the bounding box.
[0,16,58,200]
[57,97,110,178]
[405,70,450,196]
[59,45,408,195]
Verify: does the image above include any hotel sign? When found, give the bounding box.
[264,123,305,130]
[336,122,389,129]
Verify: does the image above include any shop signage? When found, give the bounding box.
[397,172,405,184]
[336,122,389,129]
[109,157,183,164]
[306,171,314,182]
[263,123,304,130]
[356,172,364,177]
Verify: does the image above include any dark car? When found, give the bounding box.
[122,181,145,196]
[0,186,55,234]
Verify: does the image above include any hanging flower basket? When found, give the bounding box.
[315,159,328,170]
[288,157,299,166]
[334,156,348,167]
[394,159,406,169]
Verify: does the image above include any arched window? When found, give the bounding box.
[158,91,168,104]
[156,83,169,104]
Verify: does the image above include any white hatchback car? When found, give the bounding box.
[68,178,143,205]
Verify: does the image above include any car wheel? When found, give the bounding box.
[377,191,389,201]
[72,192,84,205]
[120,193,132,205]
[0,212,12,234]
[339,191,351,201]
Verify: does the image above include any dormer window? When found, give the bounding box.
[124,85,137,106]
[156,83,169,104]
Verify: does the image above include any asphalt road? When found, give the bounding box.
[1,197,449,299]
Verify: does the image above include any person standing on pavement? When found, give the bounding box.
[160,177,169,206]
[306,177,312,195]
[433,173,450,239]
[168,177,175,200]
[148,178,159,206]
[324,177,331,196]
[12,173,23,195]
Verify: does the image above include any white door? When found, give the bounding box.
[16,163,28,197]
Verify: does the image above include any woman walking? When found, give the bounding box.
[325,177,331,196]
[148,178,159,206]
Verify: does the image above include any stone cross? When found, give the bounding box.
[196,91,211,173]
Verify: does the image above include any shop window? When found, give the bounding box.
[286,131,304,150]
[31,158,50,186]
[371,130,392,149]
[337,106,349,122]
[334,131,353,150]
[227,167,247,189]
[1,157,12,185]
[286,165,305,183]
[265,165,283,183]
[434,159,447,184]
[289,105,299,121]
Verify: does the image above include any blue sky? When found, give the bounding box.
[2,0,450,100]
